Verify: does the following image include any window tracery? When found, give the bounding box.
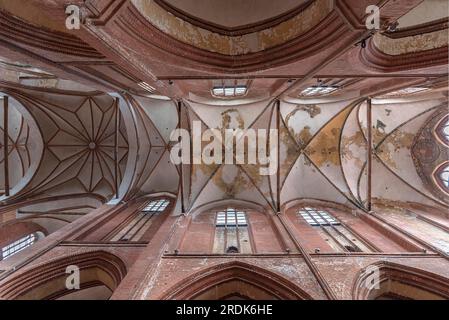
[213,208,251,254]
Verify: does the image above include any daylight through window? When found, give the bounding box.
[1,234,36,260]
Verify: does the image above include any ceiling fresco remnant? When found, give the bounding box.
[377,129,416,169]
[183,99,278,212]
[167,91,448,214]
[435,114,449,146]
[371,95,448,208]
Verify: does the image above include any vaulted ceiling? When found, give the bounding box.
[0,0,447,226]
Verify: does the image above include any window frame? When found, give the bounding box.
[297,207,367,253]
[214,208,251,254]
[298,207,340,226]
[1,233,36,260]
[299,85,339,97]
[142,199,170,213]
[108,198,171,242]
[215,208,248,228]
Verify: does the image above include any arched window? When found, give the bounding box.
[433,162,449,194]
[298,207,373,253]
[435,114,449,147]
[1,233,36,261]
[108,198,170,242]
[213,208,251,254]
[438,164,449,189]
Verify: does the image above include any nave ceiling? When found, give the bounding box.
[0,0,446,228]
[1,82,448,217]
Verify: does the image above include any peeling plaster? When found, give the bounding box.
[373,30,448,56]
[131,0,333,55]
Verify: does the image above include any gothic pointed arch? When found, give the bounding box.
[0,92,44,200]
[160,261,313,300]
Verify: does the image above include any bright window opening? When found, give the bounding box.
[212,85,247,98]
[216,208,247,227]
[297,208,371,253]
[1,234,36,260]
[383,87,428,97]
[442,119,449,143]
[138,81,156,94]
[438,163,449,189]
[435,115,449,145]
